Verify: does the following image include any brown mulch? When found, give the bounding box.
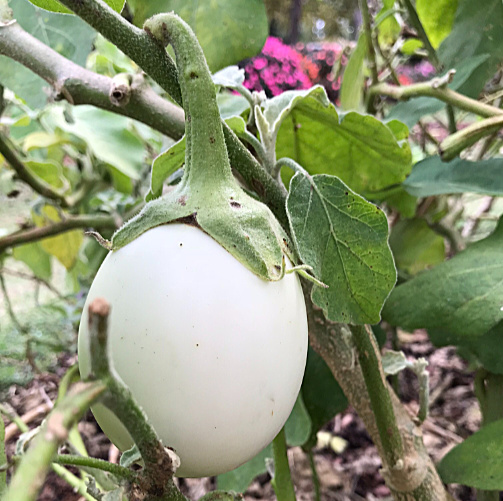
[1,330,480,500]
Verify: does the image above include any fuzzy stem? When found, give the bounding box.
[271,428,296,501]
[351,325,403,468]
[53,454,136,482]
[51,464,97,501]
[143,14,233,192]
[359,0,378,85]
[3,381,106,501]
[55,0,181,105]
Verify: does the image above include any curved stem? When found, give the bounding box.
[144,14,233,191]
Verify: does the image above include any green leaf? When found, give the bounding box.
[27,0,124,14]
[387,54,490,128]
[389,218,445,276]
[400,39,424,55]
[146,137,186,201]
[128,0,268,72]
[383,217,503,337]
[0,0,95,109]
[429,322,503,374]
[416,0,459,48]
[438,418,503,489]
[403,156,503,197]
[300,348,347,449]
[24,160,68,190]
[439,0,503,95]
[287,173,397,324]
[376,0,400,46]
[213,66,245,88]
[32,205,83,269]
[42,106,145,186]
[382,350,410,375]
[217,444,271,492]
[217,93,250,119]
[271,88,411,194]
[340,32,367,112]
[284,394,312,448]
[12,242,52,281]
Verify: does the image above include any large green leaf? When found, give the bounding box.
[383,217,503,337]
[387,55,489,128]
[340,32,366,112]
[300,348,347,449]
[439,0,503,95]
[389,218,445,276]
[127,0,268,72]
[438,419,503,489]
[271,89,411,194]
[284,395,312,447]
[27,0,124,14]
[403,156,503,197]
[42,106,145,191]
[12,242,52,281]
[287,173,397,324]
[416,0,459,48]
[429,322,503,375]
[0,0,95,108]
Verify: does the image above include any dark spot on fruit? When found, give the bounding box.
[7,190,20,198]
[230,200,241,209]
[196,343,199,347]
[179,243,183,247]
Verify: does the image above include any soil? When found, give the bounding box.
[1,330,481,501]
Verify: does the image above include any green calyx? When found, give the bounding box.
[111,13,290,281]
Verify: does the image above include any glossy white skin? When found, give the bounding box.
[78,224,308,478]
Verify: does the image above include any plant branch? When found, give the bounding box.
[440,115,503,160]
[0,20,185,140]
[51,0,289,230]
[55,0,182,106]
[0,134,71,207]
[0,213,120,254]
[3,381,106,501]
[370,78,503,118]
[86,298,187,500]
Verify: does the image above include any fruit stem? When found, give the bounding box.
[144,14,234,194]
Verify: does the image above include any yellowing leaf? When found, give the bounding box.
[32,205,83,269]
[23,132,67,151]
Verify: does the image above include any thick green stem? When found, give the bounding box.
[51,464,97,501]
[359,0,378,85]
[351,325,403,468]
[271,428,296,501]
[143,14,233,192]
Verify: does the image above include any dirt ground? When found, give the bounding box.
[2,329,481,501]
